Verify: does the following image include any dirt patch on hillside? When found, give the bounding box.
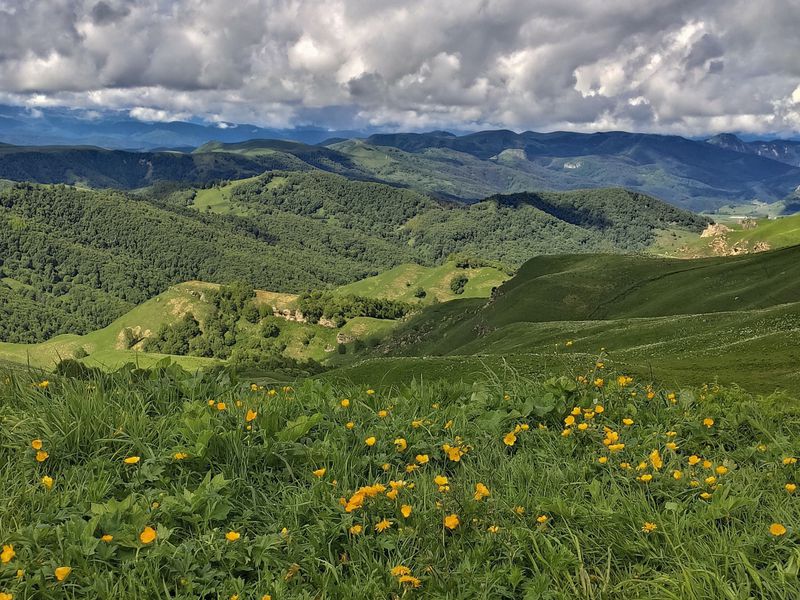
[115,325,152,351]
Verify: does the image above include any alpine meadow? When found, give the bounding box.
[1,2,799,599]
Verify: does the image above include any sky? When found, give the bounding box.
[1,0,799,135]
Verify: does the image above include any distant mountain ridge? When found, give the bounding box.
[706,133,800,167]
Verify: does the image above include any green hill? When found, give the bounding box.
[368,246,800,393]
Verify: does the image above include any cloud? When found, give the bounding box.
[0,0,797,135]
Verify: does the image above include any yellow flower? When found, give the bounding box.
[564,415,575,426]
[702,460,712,469]
[41,475,53,490]
[473,483,490,501]
[405,464,418,473]
[313,468,326,478]
[415,454,429,465]
[595,405,604,414]
[576,423,588,431]
[703,418,714,428]
[503,432,517,446]
[688,455,701,465]
[642,522,657,533]
[639,474,653,483]
[673,470,683,480]
[513,506,525,516]
[262,595,272,600]
[375,519,392,532]
[250,383,259,391]
[770,523,787,536]
[442,443,466,462]
[649,449,663,470]
[704,476,717,485]
[378,410,389,418]
[38,380,49,389]
[386,489,398,500]
[536,515,548,524]
[782,457,797,465]
[394,438,407,452]
[216,402,227,411]
[715,466,728,475]
[123,456,140,465]
[700,492,712,500]
[434,475,449,486]
[391,565,412,577]
[340,399,350,408]
[620,462,631,469]
[1,545,15,563]
[398,575,422,588]
[786,483,797,494]
[54,566,71,581]
[411,419,423,428]
[594,378,604,388]
[35,450,49,462]
[598,456,608,464]
[622,418,634,426]
[31,439,43,450]
[0,592,11,600]
[349,524,363,535]
[139,526,157,544]
[608,443,625,452]
[487,525,500,533]
[666,442,678,451]
[401,504,412,518]
[345,421,355,430]
[443,514,460,530]
[226,531,241,542]
[365,436,376,447]
[245,409,258,422]
[101,534,113,542]
[173,452,188,460]
[366,389,375,395]
[617,375,633,387]
[267,389,277,397]
[444,419,453,429]
[571,406,581,416]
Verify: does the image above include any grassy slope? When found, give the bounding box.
[1,366,797,599]
[366,246,800,394]
[334,262,508,303]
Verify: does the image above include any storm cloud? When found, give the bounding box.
[0,0,798,134]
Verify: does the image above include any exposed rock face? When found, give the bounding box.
[701,223,732,237]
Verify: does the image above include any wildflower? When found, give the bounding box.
[226,531,241,542]
[378,410,389,418]
[650,449,663,470]
[0,593,11,600]
[398,575,422,588]
[786,483,797,494]
[595,405,605,414]
[208,399,215,406]
[349,524,363,535]
[700,492,712,500]
[123,456,140,465]
[715,466,728,475]
[444,419,453,429]
[38,380,49,389]
[702,460,712,469]
[442,443,467,461]
[673,470,683,480]
[598,456,608,464]
[366,389,375,395]
[608,443,625,452]
[688,455,701,466]
[401,504,412,518]
[513,506,525,516]
[313,468,326,478]
[173,452,188,460]
[345,421,354,430]
[35,450,49,462]
[1,545,15,563]
[704,476,717,485]
[41,475,53,490]
[139,526,157,544]
[375,519,392,533]
[411,419,423,428]
[474,483,490,501]
[577,423,588,431]
[642,522,657,534]
[571,406,582,416]
[101,534,113,542]
[434,475,449,492]
[386,489,398,500]
[666,442,678,451]
[620,462,631,469]
[564,415,575,426]
[31,439,43,450]
[639,474,653,483]
[782,457,797,465]
[245,409,257,422]
[216,402,227,411]
[443,514,460,530]
[622,418,634,426]
[267,389,277,397]
[340,399,350,408]
[503,432,517,446]
[536,515,548,524]
[405,464,418,473]
[487,525,500,533]
[594,378,604,388]
[561,429,572,437]
[770,523,787,536]
[415,454,429,465]
[617,376,633,387]
[365,436,376,447]
[54,567,71,581]
[703,418,714,428]
[394,438,407,452]
[391,566,412,577]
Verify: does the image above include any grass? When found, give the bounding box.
[334,261,508,304]
[0,364,797,599]
[192,177,263,215]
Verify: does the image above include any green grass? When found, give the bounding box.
[334,261,508,304]
[0,365,797,598]
[191,176,262,215]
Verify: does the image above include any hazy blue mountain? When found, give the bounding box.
[706,133,800,167]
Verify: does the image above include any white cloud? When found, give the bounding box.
[0,0,797,135]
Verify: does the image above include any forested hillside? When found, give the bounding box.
[0,175,707,343]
